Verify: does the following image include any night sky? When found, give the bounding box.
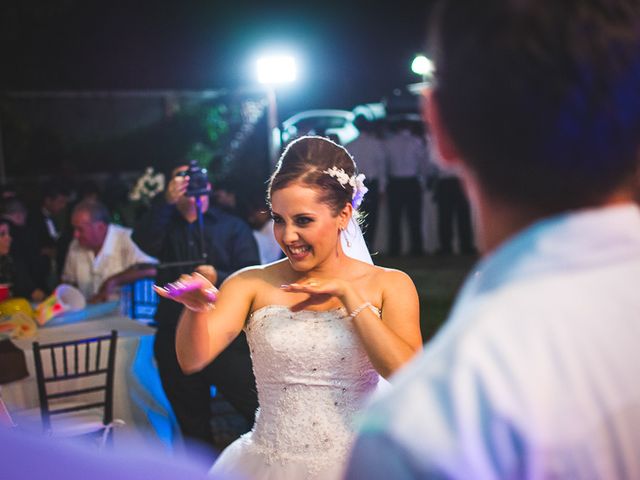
[1,0,435,118]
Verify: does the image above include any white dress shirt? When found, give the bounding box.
[62,224,157,299]
[345,133,388,192]
[349,204,640,479]
[383,129,429,179]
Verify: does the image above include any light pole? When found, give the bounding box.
[256,54,297,168]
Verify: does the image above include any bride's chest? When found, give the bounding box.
[246,306,363,369]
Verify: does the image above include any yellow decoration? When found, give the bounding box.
[0,298,34,318]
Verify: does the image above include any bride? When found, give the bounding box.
[155,136,422,479]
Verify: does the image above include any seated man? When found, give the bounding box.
[62,199,157,303]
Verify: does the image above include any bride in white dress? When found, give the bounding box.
[155,136,422,479]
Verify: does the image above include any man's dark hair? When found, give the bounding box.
[73,199,111,224]
[430,0,640,213]
[41,180,70,201]
[0,198,27,216]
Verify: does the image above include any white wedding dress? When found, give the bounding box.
[209,304,381,479]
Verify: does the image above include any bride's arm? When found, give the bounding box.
[347,269,422,377]
[282,269,422,378]
[155,270,256,374]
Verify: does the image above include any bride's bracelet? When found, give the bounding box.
[185,302,215,313]
[348,301,373,320]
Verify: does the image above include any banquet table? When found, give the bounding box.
[0,305,180,451]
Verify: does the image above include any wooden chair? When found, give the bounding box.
[32,330,120,447]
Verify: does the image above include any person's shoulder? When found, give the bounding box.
[208,206,240,221]
[26,207,44,219]
[109,223,133,235]
[208,207,252,229]
[372,265,415,287]
[65,237,82,254]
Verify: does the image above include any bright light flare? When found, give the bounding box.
[411,55,434,76]
[256,55,297,85]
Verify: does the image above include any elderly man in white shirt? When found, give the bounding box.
[62,199,157,302]
[347,1,640,479]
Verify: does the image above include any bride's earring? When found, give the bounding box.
[340,226,352,248]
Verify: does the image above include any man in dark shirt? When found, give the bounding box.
[26,182,70,292]
[133,164,260,454]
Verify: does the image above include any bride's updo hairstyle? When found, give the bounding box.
[268,136,357,216]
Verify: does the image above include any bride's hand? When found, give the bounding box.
[153,272,219,312]
[281,278,350,312]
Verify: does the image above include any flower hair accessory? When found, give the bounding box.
[323,166,368,209]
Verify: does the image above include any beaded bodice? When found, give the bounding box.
[244,305,380,474]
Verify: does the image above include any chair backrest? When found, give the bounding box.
[32,330,118,432]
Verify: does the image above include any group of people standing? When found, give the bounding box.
[345,115,476,256]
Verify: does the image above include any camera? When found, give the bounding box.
[176,160,210,197]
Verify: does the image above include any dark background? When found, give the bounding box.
[0,1,435,181]
[0,1,434,117]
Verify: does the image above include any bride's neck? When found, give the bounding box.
[288,254,351,281]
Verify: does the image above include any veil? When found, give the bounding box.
[319,158,373,264]
[341,216,373,265]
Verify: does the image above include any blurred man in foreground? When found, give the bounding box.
[348,1,640,478]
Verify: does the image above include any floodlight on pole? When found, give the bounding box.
[256,55,297,85]
[411,54,434,79]
[255,54,298,168]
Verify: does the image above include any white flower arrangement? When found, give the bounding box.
[323,167,368,209]
[129,167,165,205]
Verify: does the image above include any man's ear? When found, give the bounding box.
[424,89,463,170]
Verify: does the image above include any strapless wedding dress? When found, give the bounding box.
[209,305,381,479]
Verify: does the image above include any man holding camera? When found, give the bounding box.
[133,163,260,455]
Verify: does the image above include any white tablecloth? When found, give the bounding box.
[1,313,180,451]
